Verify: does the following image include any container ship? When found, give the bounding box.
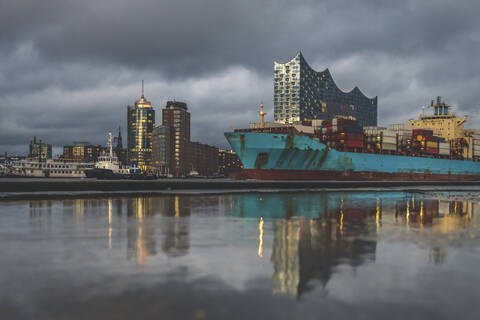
[225,99,480,181]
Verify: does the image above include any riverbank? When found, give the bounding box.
[1,177,480,201]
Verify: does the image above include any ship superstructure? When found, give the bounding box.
[409,97,466,141]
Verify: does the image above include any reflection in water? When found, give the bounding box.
[108,199,112,249]
[269,194,378,297]
[24,191,480,299]
[160,196,191,257]
[258,217,264,258]
[233,192,478,297]
[393,195,475,231]
[126,197,156,267]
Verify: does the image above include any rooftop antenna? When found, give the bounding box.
[141,80,144,98]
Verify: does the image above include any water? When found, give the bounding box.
[1,191,480,319]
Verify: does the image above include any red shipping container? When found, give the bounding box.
[425,147,438,154]
[337,119,358,127]
[346,140,363,148]
[413,129,433,137]
[346,133,364,141]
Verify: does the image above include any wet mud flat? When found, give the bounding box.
[1,178,480,201]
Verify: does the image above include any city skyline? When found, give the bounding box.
[2,0,480,155]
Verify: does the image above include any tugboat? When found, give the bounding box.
[85,133,140,179]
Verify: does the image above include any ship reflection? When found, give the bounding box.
[234,192,479,298]
[266,194,378,298]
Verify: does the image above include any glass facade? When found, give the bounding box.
[152,125,170,175]
[274,52,377,126]
[127,93,155,171]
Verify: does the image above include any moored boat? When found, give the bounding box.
[84,132,148,180]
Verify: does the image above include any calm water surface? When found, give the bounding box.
[1,191,480,319]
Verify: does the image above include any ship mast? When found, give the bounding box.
[259,103,266,128]
[108,132,113,159]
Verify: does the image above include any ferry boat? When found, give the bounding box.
[7,159,93,178]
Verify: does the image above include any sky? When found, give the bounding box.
[1,0,480,155]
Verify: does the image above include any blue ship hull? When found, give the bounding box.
[224,131,480,181]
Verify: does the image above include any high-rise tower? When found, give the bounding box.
[273,52,377,126]
[127,82,155,171]
[162,101,190,177]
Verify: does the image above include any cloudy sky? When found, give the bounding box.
[1,0,480,155]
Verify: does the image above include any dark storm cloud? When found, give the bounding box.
[1,0,480,154]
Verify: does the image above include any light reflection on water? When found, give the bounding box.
[2,191,480,319]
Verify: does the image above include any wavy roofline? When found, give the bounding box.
[274,51,377,101]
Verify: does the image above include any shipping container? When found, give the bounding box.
[438,142,450,155]
[426,141,438,148]
[346,140,363,148]
[382,137,396,144]
[413,129,433,137]
[312,120,324,128]
[381,143,397,151]
[389,124,413,131]
[344,126,363,134]
[425,147,438,154]
[293,125,315,134]
[439,148,450,155]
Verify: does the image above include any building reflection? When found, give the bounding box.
[124,196,192,266]
[268,194,378,298]
[29,200,53,216]
[28,200,54,232]
[158,196,191,257]
[125,197,155,267]
[49,196,192,267]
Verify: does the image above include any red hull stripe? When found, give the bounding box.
[237,169,480,181]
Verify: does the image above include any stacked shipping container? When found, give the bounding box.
[246,118,478,162]
[319,118,364,152]
[473,132,480,159]
[363,127,397,153]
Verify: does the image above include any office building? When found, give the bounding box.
[274,52,377,126]
[29,136,52,159]
[162,101,190,176]
[152,125,170,175]
[188,142,218,176]
[218,149,242,177]
[61,142,104,162]
[127,84,155,171]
